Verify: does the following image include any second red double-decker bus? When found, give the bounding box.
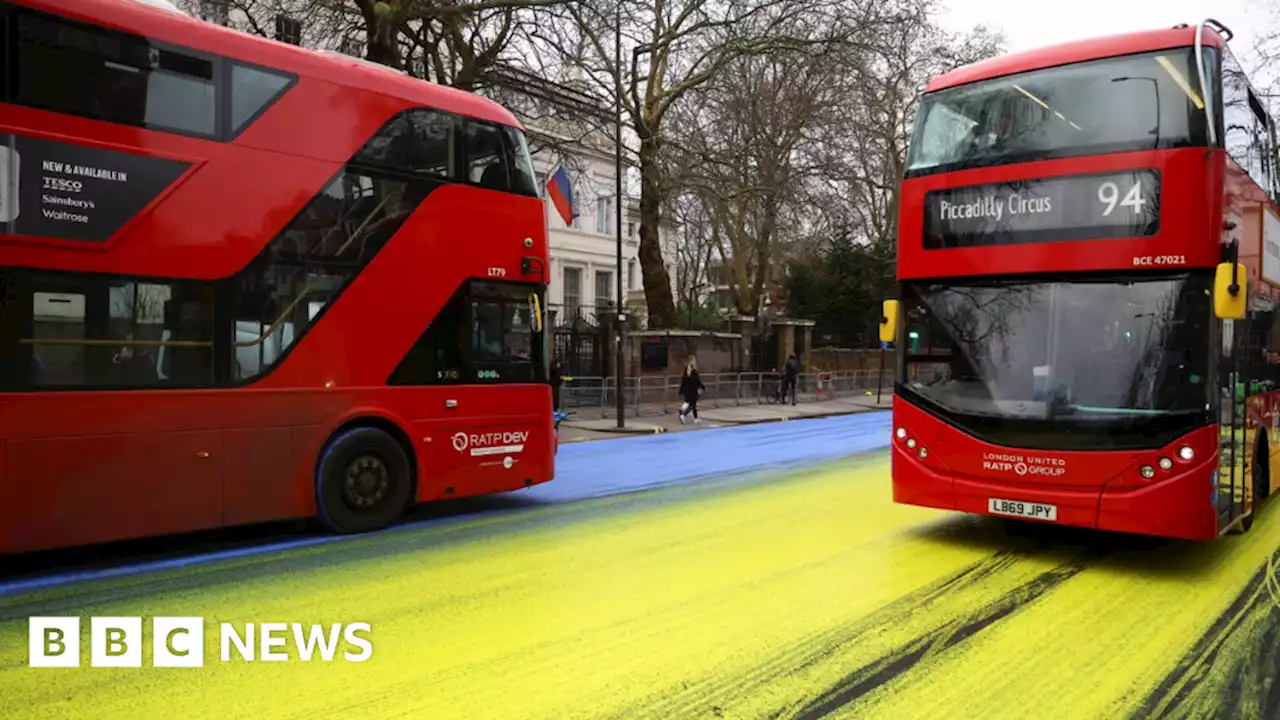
[883,19,1280,540]
[0,0,556,554]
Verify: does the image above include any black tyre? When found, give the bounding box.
[1234,439,1267,535]
[315,426,413,534]
[1256,438,1270,506]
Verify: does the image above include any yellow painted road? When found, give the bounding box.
[0,454,1278,719]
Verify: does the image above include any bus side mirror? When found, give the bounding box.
[1214,262,1247,319]
[879,299,900,343]
[528,293,543,332]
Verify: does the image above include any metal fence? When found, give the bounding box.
[556,370,892,419]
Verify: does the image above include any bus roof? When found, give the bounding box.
[45,0,524,130]
[925,24,1227,93]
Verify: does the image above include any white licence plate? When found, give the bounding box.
[988,497,1057,521]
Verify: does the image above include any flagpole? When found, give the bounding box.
[614,0,626,429]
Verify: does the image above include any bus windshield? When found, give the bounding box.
[898,272,1213,449]
[906,48,1211,177]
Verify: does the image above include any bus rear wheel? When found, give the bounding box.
[315,426,413,534]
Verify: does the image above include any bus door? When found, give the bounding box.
[1217,316,1249,532]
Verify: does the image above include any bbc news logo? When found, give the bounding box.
[28,617,373,667]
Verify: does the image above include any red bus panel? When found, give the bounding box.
[0,0,556,553]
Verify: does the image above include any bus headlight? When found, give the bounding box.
[918,447,928,458]
[1178,446,1195,461]
[906,438,917,449]
[896,427,907,439]
[1158,457,1173,471]
[1140,465,1155,479]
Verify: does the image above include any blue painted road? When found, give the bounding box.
[534,411,892,502]
[0,412,892,596]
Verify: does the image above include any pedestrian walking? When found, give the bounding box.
[678,355,705,424]
[784,352,801,405]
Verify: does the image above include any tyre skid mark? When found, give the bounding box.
[785,556,1095,720]
[1136,549,1280,720]
[621,550,1024,720]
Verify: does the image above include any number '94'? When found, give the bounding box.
[1098,181,1145,215]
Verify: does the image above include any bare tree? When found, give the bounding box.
[1247,0,1280,101]
[804,0,1001,277]
[669,38,850,317]
[669,191,718,319]
[180,0,569,89]
[527,0,875,328]
[176,0,361,48]
[819,0,998,249]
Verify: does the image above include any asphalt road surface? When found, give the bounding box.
[1,412,1277,720]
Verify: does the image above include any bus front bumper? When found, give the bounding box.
[892,445,1219,541]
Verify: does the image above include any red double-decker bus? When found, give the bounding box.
[883,19,1280,540]
[0,0,556,554]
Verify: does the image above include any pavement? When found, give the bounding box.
[557,393,893,443]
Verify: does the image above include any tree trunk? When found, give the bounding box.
[365,17,402,70]
[637,134,677,328]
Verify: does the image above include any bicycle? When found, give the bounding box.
[762,378,785,404]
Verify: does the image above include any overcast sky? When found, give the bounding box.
[938,0,1277,90]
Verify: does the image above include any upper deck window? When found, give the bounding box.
[503,126,539,197]
[1,6,10,103]
[14,10,218,139]
[906,49,1211,178]
[463,120,539,198]
[1220,44,1276,195]
[228,62,292,136]
[352,108,457,180]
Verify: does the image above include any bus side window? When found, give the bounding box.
[352,108,456,181]
[464,121,510,192]
[21,276,214,390]
[14,10,218,139]
[501,126,539,197]
[386,285,465,386]
[466,280,540,384]
[228,62,292,137]
[1,6,9,106]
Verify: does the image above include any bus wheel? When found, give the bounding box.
[315,426,413,534]
[1234,440,1268,535]
[1256,437,1271,505]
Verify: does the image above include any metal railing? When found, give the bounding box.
[555,370,892,419]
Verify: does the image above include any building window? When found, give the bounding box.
[628,260,636,290]
[14,9,219,138]
[595,270,613,311]
[199,0,230,26]
[627,221,635,238]
[596,196,613,234]
[562,267,582,318]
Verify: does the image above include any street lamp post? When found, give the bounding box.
[614,0,626,428]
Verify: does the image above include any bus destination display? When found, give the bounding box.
[923,169,1161,249]
[1,133,192,243]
